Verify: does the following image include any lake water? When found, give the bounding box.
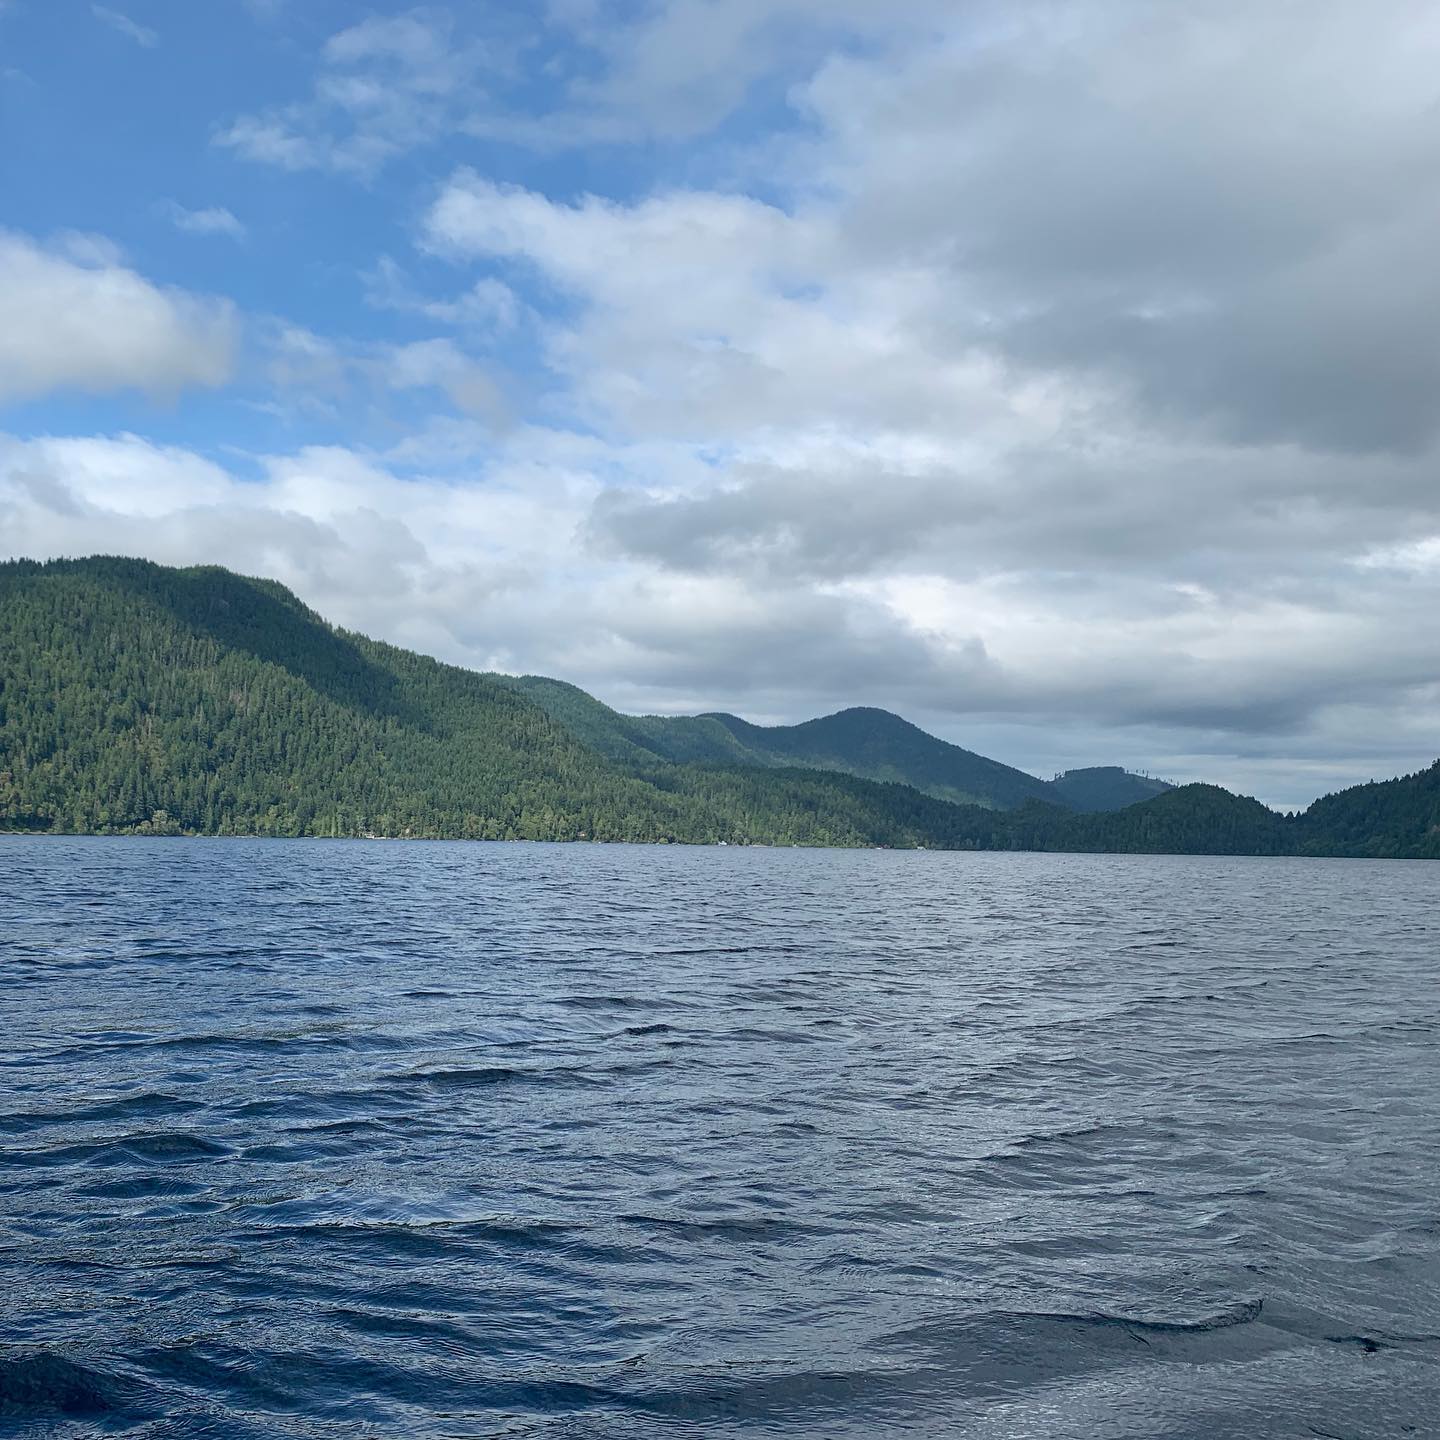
[1,838,1438,1438]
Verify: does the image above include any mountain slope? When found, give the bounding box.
[506,679,1082,811]
[1048,766,1175,812]
[1013,785,1294,855]
[0,557,1045,847]
[701,707,1059,809]
[1297,763,1440,859]
[499,676,764,769]
[0,557,683,840]
[4,556,1438,858]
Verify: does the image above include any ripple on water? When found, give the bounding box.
[1,839,1439,1438]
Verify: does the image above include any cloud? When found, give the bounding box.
[0,431,590,667]
[216,9,492,177]
[589,436,1438,588]
[213,0,918,168]
[91,4,157,47]
[362,255,521,336]
[403,1,1440,803]
[6,422,1440,810]
[256,320,507,427]
[12,0,1440,807]
[792,0,1440,456]
[383,339,508,424]
[460,0,1440,455]
[0,230,235,403]
[422,173,984,440]
[480,0,949,147]
[164,203,246,240]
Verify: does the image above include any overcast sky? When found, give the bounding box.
[2,1,1438,807]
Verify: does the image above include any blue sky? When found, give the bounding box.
[6,2,622,454]
[3,1,1439,807]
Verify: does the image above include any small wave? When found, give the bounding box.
[224,1088,413,1121]
[994,1119,1152,1156]
[725,1026,815,1044]
[878,1299,1268,1356]
[618,1212,829,1244]
[1053,1297,1265,1335]
[237,1211,582,1269]
[558,994,651,1012]
[76,1175,207,1200]
[0,1351,153,1420]
[68,1092,207,1125]
[406,1065,530,1088]
[324,1304,480,1350]
[388,1062,606,1091]
[119,1131,234,1162]
[2,1129,232,1168]
[143,1030,410,1056]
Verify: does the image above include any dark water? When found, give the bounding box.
[2,839,1438,1438]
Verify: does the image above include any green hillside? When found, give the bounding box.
[498,676,763,769]
[2,556,1437,858]
[1297,763,1440,859]
[0,556,983,846]
[1013,785,1293,855]
[506,679,1084,811]
[0,557,669,841]
[1048,766,1175,812]
[700,707,1058,809]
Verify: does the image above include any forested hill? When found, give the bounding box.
[0,555,992,846]
[495,676,769,770]
[1048,766,1174,812]
[502,679,1170,813]
[502,679,1062,809]
[700,707,1057,809]
[2,557,1437,857]
[1297,763,1440,859]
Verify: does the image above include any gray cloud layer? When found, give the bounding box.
[416,1,1440,802]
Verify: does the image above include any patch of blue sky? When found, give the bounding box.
[2,0,809,456]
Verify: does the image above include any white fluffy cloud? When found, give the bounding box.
[0,231,235,403]
[0,432,579,662]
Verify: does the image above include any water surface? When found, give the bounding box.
[2,838,1438,1437]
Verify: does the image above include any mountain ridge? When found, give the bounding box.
[2,556,1437,857]
[500,682,1165,812]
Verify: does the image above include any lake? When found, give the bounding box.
[1,838,1438,1437]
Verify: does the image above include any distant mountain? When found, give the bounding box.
[702,707,1060,809]
[504,679,1060,810]
[506,682,1175,814]
[2,556,1437,858]
[1019,770,1440,858]
[1047,766,1175,812]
